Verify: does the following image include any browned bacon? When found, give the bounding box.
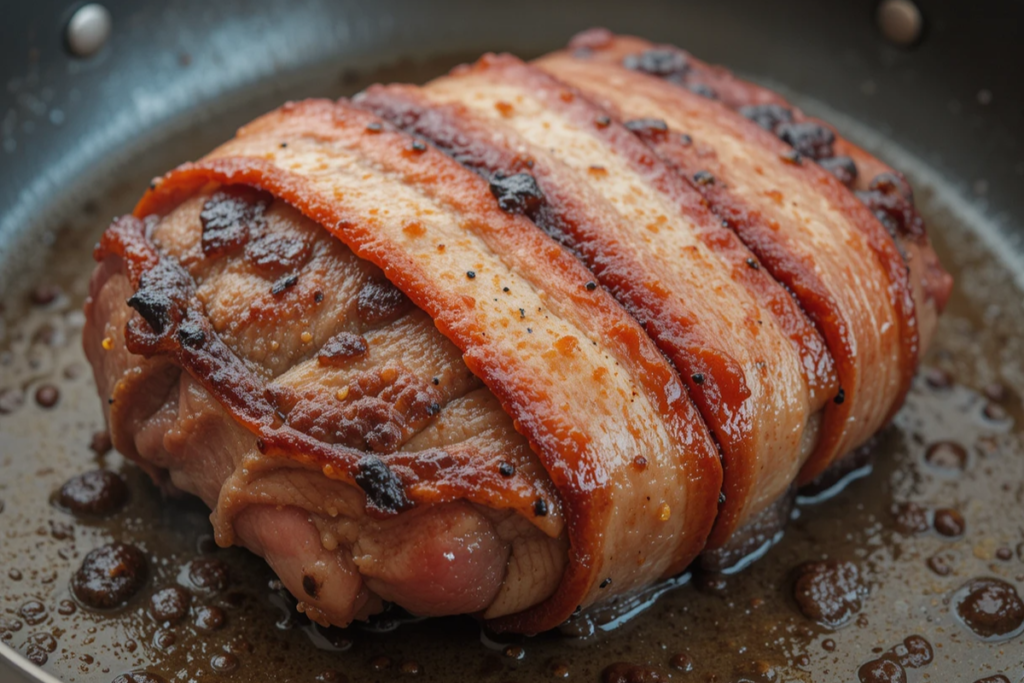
[100,98,724,633]
[537,34,950,482]
[83,32,949,634]
[356,56,838,546]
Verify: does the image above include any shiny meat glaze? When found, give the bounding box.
[85,192,566,625]
[119,97,724,633]
[536,42,945,485]
[560,30,951,383]
[360,55,835,545]
[78,33,950,636]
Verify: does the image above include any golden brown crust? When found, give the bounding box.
[357,57,833,546]
[538,40,937,482]
[132,98,723,633]
[565,29,951,339]
[85,33,950,633]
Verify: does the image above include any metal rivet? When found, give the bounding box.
[66,4,112,58]
[876,0,923,47]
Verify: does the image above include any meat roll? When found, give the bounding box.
[83,31,951,635]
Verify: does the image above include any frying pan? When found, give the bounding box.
[1,0,1022,681]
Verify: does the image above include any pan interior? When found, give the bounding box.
[1,52,1023,683]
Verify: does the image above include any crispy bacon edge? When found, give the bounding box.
[130,98,723,634]
[93,214,557,521]
[550,32,954,482]
[355,57,838,546]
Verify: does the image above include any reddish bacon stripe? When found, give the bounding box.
[359,55,835,545]
[134,98,722,634]
[538,47,925,482]
[567,30,950,344]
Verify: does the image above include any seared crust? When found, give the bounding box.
[563,30,951,349]
[133,99,723,633]
[357,55,836,545]
[83,32,950,634]
[95,214,553,523]
[537,40,941,482]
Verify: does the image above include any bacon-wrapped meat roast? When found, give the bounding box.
[83,30,952,635]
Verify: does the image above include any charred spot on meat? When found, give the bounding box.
[354,454,412,514]
[622,48,689,78]
[199,186,270,258]
[357,278,413,326]
[176,321,206,349]
[270,273,299,296]
[818,156,859,186]
[856,173,926,240]
[127,286,173,335]
[318,332,370,366]
[775,121,835,161]
[624,118,670,142]
[489,172,544,215]
[738,104,794,132]
[249,233,312,275]
[685,83,718,99]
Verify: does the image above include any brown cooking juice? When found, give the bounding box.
[1,62,1023,683]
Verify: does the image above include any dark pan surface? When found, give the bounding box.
[1,1,1023,681]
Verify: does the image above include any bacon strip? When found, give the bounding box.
[565,30,951,353]
[536,44,926,482]
[133,98,722,633]
[356,55,836,545]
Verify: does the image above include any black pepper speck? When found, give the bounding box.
[271,274,299,296]
[693,170,715,185]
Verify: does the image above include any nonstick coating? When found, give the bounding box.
[2,0,1022,295]
[1,1,1022,681]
